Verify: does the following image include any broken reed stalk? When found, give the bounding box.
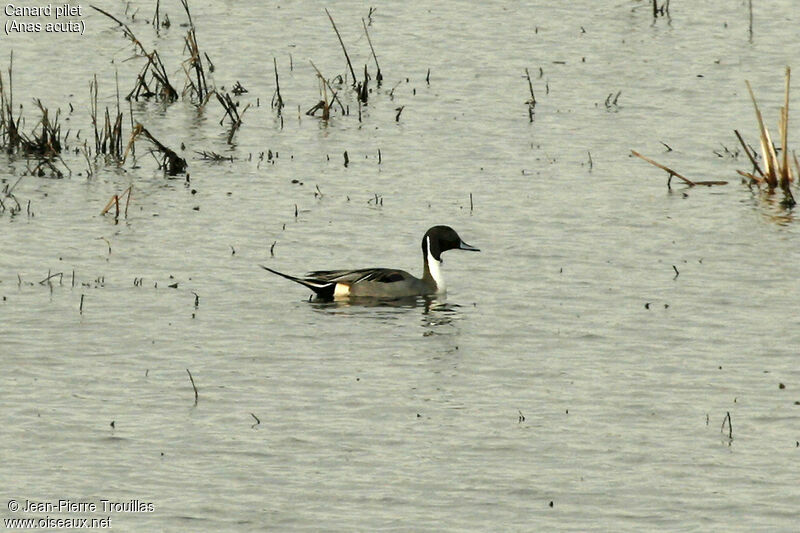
[733,129,764,178]
[90,75,124,160]
[357,64,369,104]
[325,8,357,86]
[307,61,347,117]
[128,50,179,102]
[39,271,63,285]
[0,51,21,153]
[525,68,536,122]
[31,158,69,178]
[231,81,247,95]
[0,96,63,157]
[631,150,728,188]
[91,5,177,101]
[180,0,212,104]
[745,80,779,189]
[1,183,24,215]
[782,69,790,184]
[362,18,382,83]
[632,150,694,185]
[101,185,133,221]
[152,0,169,30]
[741,67,796,206]
[721,411,733,440]
[96,7,178,103]
[0,51,19,152]
[315,74,330,121]
[186,368,198,405]
[29,99,63,156]
[272,57,284,114]
[0,57,70,176]
[195,150,234,162]
[215,91,250,142]
[90,5,146,55]
[651,0,670,17]
[124,123,187,175]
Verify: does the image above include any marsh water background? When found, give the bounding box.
[2,1,800,530]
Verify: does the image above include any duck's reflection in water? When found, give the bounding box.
[308,295,463,334]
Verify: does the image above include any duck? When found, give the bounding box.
[261,225,479,299]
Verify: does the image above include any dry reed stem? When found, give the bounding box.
[1,54,70,178]
[186,368,199,405]
[357,64,369,104]
[781,68,790,187]
[362,18,382,83]
[215,91,250,142]
[195,150,234,162]
[742,67,795,206]
[631,150,727,188]
[633,150,694,186]
[124,124,186,175]
[734,129,764,178]
[631,150,694,184]
[180,0,211,104]
[30,99,62,156]
[90,75,125,159]
[91,5,177,101]
[525,68,536,122]
[736,169,763,185]
[101,185,132,220]
[325,8,357,86]
[272,57,284,113]
[745,80,779,188]
[90,5,146,55]
[128,51,178,102]
[308,61,346,116]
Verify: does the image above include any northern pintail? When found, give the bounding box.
[261,225,479,299]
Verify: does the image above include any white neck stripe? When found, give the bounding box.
[427,236,446,293]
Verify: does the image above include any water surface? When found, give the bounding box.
[2,1,800,531]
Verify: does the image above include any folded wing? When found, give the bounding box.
[307,268,408,284]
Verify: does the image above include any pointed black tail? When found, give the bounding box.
[260,265,336,299]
